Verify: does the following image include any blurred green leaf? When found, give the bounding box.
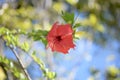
[28,30,48,45]
[0,56,27,80]
[0,66,6,80]
[61,12,74,25]
[90,67,99,75]
[107,66,119,78]
[73,23,81,29]
[20,42,30,52]
[31,51,56,80]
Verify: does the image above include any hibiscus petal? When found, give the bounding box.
[60,35,75,48]
[57,24,73,36]
[53,42,69,54]
[47,39,57,51]
[46,22,59,41]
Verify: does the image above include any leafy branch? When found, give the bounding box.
[0,56,27,80]
[1,37,32,80]
[9,46,32,80]
[0,27,56,80]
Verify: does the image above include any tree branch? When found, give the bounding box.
[9,46,32,80]
[1,38,32,80]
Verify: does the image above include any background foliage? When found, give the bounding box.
[0,0,120,80]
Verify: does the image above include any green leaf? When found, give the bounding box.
[28,30,48,45]
[47,72,56,79]
[4,34,19,46]
[0,56,27,80]
[41,38,47,46]
[61,12,74,25]
[20,42,30,52]
[0,27,9,35]
[73,23,81,29]
[31,52,56,79]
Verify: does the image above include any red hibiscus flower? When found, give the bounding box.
[46,22,75,54]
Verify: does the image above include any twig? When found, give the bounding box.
[9,46,32,80]
[1,38,32,80]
